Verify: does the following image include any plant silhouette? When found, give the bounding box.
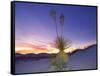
[50,8,71,71]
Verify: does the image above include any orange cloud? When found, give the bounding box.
[16,50,34,54]
[16,42,50,54]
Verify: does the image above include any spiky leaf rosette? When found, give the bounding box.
[51,36,71,71]
[54,36,71,51]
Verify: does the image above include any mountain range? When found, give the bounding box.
[15,44,97,61]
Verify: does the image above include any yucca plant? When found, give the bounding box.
[50,9,71,71]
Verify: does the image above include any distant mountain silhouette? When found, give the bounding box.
[15,44,97,61]
[15,53,57,60]
[69,44,97,55]
[67,44,97,70]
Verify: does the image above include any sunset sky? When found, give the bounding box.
[15,2,97,54]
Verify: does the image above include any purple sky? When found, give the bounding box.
[15,2,97,54]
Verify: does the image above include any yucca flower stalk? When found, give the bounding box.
[60,13,64,37]
[50,9,58,37]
